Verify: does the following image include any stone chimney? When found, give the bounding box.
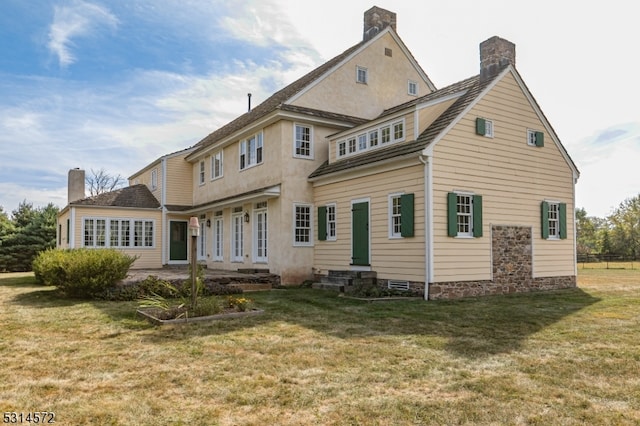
[363,6,396,41]
[68,168,85,203]
[480,36,516,82]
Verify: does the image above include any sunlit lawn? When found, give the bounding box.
[0,269,638,425]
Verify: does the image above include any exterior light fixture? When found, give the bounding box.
[244,212,250,223]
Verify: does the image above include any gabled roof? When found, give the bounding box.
[185,41,366,161]
[70,184,161,209]
[129,146,195,180]
[186,27,434,161]
[309,74,491,179]
[309,65,580,181]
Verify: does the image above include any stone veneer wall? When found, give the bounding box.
[428,225,576,300]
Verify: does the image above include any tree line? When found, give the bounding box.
[577,194,640,259]
[0,202,59,272]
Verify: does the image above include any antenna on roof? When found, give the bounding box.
[247,93,252,112]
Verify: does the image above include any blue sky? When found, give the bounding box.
[1,0,638,218]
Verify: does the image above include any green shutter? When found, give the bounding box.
[473,195,483,237]
[559,203,567,239]
[535,131,544,147]
[317,206,327,241]
[541,201,549,239]
[447,192,457,237]
[476,118,486,136]
[400,193,414,237]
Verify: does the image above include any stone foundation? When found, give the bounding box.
[428,225,576,300]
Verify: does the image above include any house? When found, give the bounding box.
[57,6,579,299]
[310,36,579,299]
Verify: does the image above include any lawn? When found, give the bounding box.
[0,270,638,425]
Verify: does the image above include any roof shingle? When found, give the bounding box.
[71,184,161,209]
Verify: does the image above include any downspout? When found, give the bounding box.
[161,157,168,266]
[419,154,431,301]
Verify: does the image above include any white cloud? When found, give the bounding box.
[47,0,119,67]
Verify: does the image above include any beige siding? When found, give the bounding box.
[432,71,575,282]
[72,207,162,269]
[129,161,162,203]
[165,155,192,205]
[293,32,432,120]
[56,209,71,249]
[314,163,425,282]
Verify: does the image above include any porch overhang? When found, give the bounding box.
[181,184,281,214]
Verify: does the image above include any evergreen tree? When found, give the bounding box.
[0,202,59,272]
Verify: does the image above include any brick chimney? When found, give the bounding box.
[363,6,396,41]
[480,36,515,82]
[68,168,85,203]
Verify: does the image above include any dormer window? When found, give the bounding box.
[336,118,406,158]
[356,66,368,84]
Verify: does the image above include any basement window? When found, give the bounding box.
[388,280,410,291]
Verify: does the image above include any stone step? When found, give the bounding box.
[312,282,344,292]
[321,276,352,286]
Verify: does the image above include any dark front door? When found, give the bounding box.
[351,201,369,266]
[169,221,188,261]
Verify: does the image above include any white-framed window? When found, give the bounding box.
[547,202,560,239]
[213,212,223,261]
[348,137,356,154]
[456,194,473,237]
[381,126,391,143]
[254,203,268,263]
[294,124,313,159]
[527,129,544,147]
[150,168,158,190]
[389,194,403,238]
[199,160,205,185]
[476,118,494,137]
[240,131,263,170]
[541,201,566,240]
[358,134,367,151]
[198,220,207,260]
[211,151,223,180]
[327,203,337,240]
[393,121,404,141]
[231,211,244,261]
[336,118,407,158]
[447,192,483,238]
[356,66,368,84]
[369,129,378,147]
[408,80,418,96]
[83,218,153,248]
[293,203,313,246]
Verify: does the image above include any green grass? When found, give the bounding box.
[0,270,639,425]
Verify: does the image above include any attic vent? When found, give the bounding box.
[387,280,410,291]
[385,48,392,57]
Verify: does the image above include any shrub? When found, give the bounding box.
[32,248,137,298]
